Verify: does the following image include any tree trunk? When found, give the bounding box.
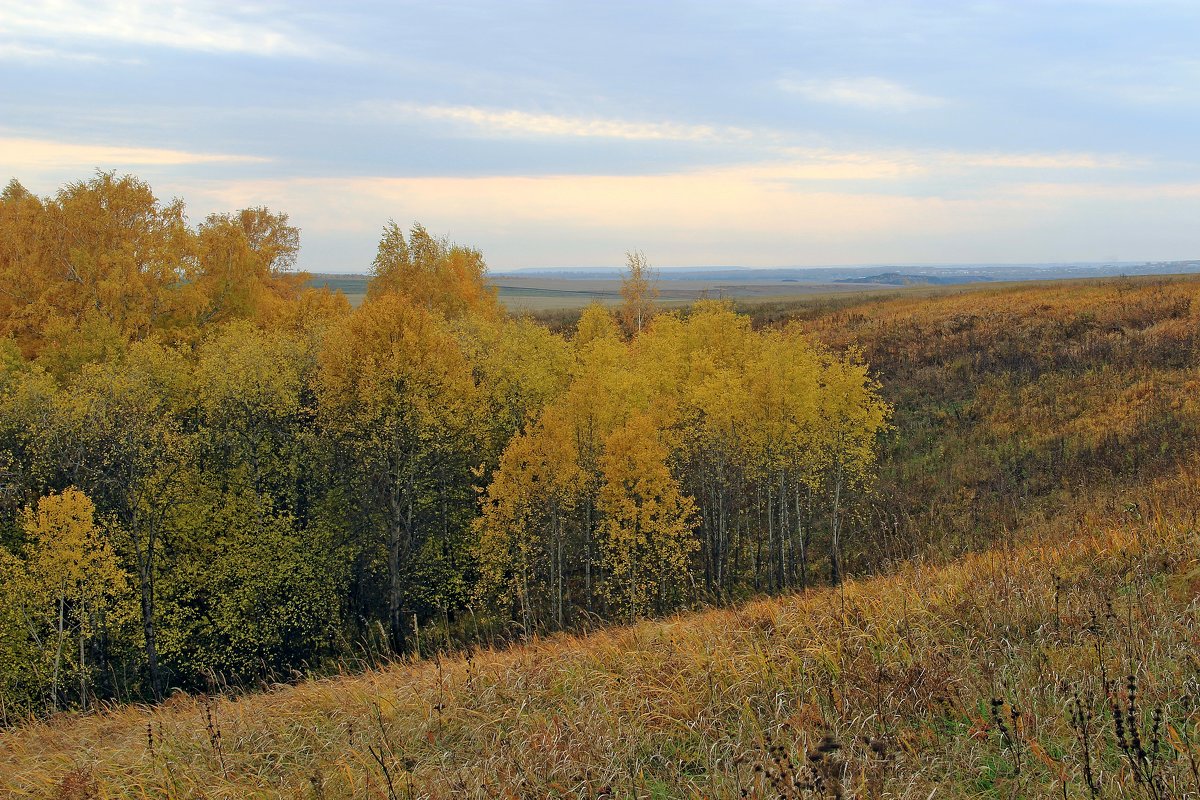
[584,497,593,609]
[830,466,843,586]
[778,471,789,589]
[52,590,65,713]
[554,511,564,630]
[79,602,88,712]
[717,486,727,596]
[387,519,406,653]
[520,559,532,637]
[795,484,808,591]
[135,549,162,700]
[386,479,413,654]
[754,488,763,591]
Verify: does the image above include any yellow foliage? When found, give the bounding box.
[575,302,621,346]
[317,292,476,431]
[597,413,698,620]
[618,250,658,337]
[5,489,134,713]
[367,221,499,321]
[456,314,572,445]
[22,489,129,621]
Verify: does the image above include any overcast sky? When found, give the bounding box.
[2,1,1199,272]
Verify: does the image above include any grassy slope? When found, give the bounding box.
[7,276,1200,799]
[792,275,1200,573]
[3,494,1197,798]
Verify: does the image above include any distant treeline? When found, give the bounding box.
[0,174,888,721]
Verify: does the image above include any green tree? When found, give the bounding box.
[192,320,311,508]
[157,489,341,685]
[46,340,192,698]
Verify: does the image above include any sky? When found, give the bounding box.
[2,1,1199,272]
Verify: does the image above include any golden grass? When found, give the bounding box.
[3,467,1199,798]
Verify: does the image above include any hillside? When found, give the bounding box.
[3,500,1197,798]
[5,274,1200,798]
[834,272,995,286]
[789,275,1200,572]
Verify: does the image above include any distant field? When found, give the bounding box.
[307,274,370,306]
[306,273,880,311]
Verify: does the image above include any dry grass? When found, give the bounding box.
[3,466,1199,799]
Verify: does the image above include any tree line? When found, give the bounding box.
[0,173,888,721]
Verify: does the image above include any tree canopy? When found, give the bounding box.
[0,174,889,720]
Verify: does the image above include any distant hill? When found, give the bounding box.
[835,271,995,286]
[495,260,1200,282]
[310,262,1200,311]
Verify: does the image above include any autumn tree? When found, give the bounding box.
[737,329,822,589]
[192,207,305,327]
[367,221,498,320]
[317,293,479,652]
[456,315,571,454]
[0,180,53,356]
[597,413,697,621]
[0,173,193,375]
[575,302,621,346]
[661,302,756,594]
[475,413,583,632]
[0,171,897,716]
[43,340,193,698]
[8,489,132,713]
[810,345,890,585]
[192,320,311,508]
[0,173,315,374]
[619,249,658,337]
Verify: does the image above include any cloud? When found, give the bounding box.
[0,137,269,169]
[1005,181,1200,200]
[177,145,1146,238]
[183,162,1044,251]
[174,140,1191,270]
[377,101,1137,180]
[387,104,754,143]
[0,1,322,57]
[0,41,140,65]
[716,150,925,181]
[778,76,946,112]
[726,147,1138,184]
[943,152,1141,170]
[191,167,1200,270]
